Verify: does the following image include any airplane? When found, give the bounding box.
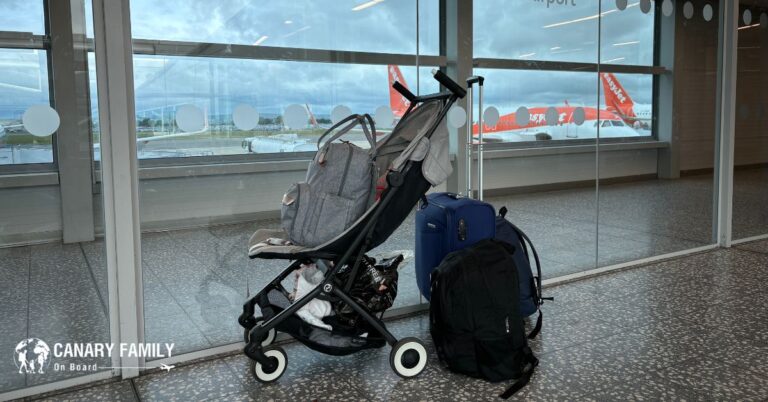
[159,363,175,372]
[0,123,26,140]
[387,65,644,142]
[241,104,319,153]
[600,72,652,131]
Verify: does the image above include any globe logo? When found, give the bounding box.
[14,338,50,374]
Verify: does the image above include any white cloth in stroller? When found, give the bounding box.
[293,264,333,330]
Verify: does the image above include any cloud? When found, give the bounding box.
[0,0,657,120]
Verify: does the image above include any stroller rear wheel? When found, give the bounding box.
[389,337,428,378]
[250,346,287,383]
[244,317,276,347]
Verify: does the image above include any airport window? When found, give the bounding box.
[124,57,438,160]
[115,0,440,163]
[128,0,439,55]
[473,0,658,144]
[474,0,656,65]
[0,2,53,167]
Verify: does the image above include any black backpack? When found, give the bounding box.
[429,239,538,399]
[495,206,548,339]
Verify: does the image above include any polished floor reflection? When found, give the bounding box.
[31,241,768,401]
[5,172,767,396]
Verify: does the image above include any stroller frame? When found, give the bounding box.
[238,70,466,381]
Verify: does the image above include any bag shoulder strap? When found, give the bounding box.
[498,347,538,399]
[498,206,551,340]
[317,113,378,156]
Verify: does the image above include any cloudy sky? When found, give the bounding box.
[0,0,658,121]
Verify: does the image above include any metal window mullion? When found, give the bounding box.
[92,0,144,379]
[715,1,738,247]
[0,31,48,49]
[473,57,666,75]
[131,38,447,67]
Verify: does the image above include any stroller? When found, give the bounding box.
[238,70,466,382]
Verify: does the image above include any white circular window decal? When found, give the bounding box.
[545,107,559,127]
[515,107,530,127]
[616,0,628,11]
[331,105,353,125]
[639,0,651,14]
[703,4,713,22]
[374,105,394,129]
[683,2,694,20]
[572,107,586,126]
[744,9,753,25]
[283,104,309,129]
[175,104,205,133]
[662,0,674,17]
[483,106,500,128]
[447,106,466,129]
[232,104,260,131]
[761,12,768,29]
[22,105,60,137]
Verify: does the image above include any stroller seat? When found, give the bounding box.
[247,229,329,259]
[239,70,466,384]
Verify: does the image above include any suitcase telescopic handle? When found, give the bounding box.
[465,75,485,201]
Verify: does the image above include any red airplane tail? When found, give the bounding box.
[388,65,410,118]
[601,73,637,123]
[306,104,319,128]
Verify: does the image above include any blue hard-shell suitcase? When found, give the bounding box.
[415,192,495,300]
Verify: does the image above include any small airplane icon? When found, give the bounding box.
[159,363,175,372]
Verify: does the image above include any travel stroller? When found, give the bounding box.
[238,69,467,382]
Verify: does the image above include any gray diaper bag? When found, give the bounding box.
[281,114,379,247]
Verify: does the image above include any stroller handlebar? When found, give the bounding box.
[392,81,416,102]
[431,69,466,99]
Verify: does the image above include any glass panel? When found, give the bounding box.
[0,48,53,165]
[474,4,600,279]
[129,0,439,55]
[597,0,720,268]
[131,1,431,356]
[733,1,768,240]
[0,0,112,393]
[126,56,436,160]
[474,0,655,65]
[0,0,46,34]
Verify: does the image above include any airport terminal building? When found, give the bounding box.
[2,1,768,400]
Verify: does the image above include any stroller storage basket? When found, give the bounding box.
[257,290,386,356]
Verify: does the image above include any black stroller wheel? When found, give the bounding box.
[244,317,276,347]
[389,337,428,378]
[250,346,287,383]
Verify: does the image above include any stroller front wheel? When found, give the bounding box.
[389,337,428,379]
[250,346,287,383]
[244,317,276,347]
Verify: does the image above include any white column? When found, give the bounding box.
[91,0,144,378]
[715,1,739,247]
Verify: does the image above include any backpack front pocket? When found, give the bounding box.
[302,191,354,246]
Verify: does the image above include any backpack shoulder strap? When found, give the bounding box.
[498,207,552,339]
[498,346,538,399]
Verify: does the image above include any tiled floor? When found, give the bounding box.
[25,241,768,401]
[3,170,768,397]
